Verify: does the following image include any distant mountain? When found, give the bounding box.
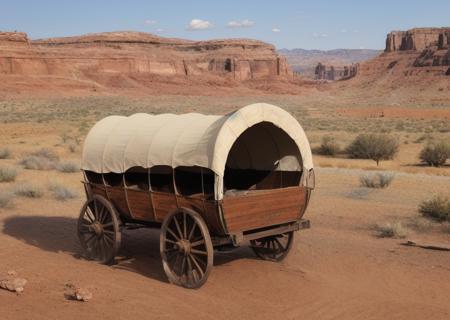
[278,48,381,78]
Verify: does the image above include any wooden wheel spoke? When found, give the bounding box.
[102,222,114,229]
[188,222,197,241]
[189,254,205,277]
[173,217,184,240]
[85,208,95,222]
[183,212,187,239]
[93,200,100,220]
[191,248,208,256]
[167,227,180,241]
[165,239,177,244]
[190,239,205,247]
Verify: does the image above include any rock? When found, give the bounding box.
[7,270,17,277]
[0,277,27,293]
[385,28,450,53]
[0,31,292,92]
[74,288,93,302]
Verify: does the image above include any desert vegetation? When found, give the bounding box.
[0,147,11,159]
[0,165,18,182]
[419,195,450,222]
[20,148,60,170]
[0,190,15,208]
[360,172,395,188]
[48,181,78,201]
[419,141,450,167]
[13,183,44,198]
[347,134,399,166]
[57,160,79,173]
[374,222,408,238]
[317,135,341,156]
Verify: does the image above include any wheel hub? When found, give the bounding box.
[176,239,191,255]
[91,222,103,236]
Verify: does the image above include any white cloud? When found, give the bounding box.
[155,28,164,33]
[144,19,157,25]
[340,29,347,33]
[227,19,254,28]
[272,28,281,33]
[187,19,213,30]
[313,32,328,38]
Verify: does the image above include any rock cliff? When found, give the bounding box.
[0,31,292,94]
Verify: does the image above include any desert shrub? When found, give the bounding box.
[20,148,60,170]
[0,165,18,182]
[68,143,77,153]
[419,195,450,222]
[347,134,399,166]
[48,182,78,201]
[375,222,408,238]
[318,135,340,156]
[0,147,11,159]
[0,191,15,208]
[360,172,395,188]
[419,141,450,167]
[14,183,44,198]
[57,160,79,173]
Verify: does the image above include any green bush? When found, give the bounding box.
[360,172,395,188]
[0,165,18,182]
[419,141,450,167]
[318,135,341,156]
[419,195,450,222]
[347,134,399,166]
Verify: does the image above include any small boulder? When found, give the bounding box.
[0,277,27,293]
[74,288,93,302]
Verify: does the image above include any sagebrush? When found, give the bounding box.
[419,141,450,167]
[419,195,450,222]
[347,134,399,166]
[360,172,395,188]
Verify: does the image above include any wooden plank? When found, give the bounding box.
[105,186,131,218]
[152,192,177,222]
[126,189,154,221]
[222,187,307,233]
[90,183,107,199]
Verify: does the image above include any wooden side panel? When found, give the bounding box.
[105,186,131,218]
[222,186,306,233]
[152,192,177,222]
[90,183,107,199]
[126,189,154,221]
[175,195,223,235]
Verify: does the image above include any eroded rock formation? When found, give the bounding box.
[314,62,358,80]
[0,31,292,93]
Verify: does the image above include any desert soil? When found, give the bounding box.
[1,165,449,320]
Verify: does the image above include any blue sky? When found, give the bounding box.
[1,0,449,50]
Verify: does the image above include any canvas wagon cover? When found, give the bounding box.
[82,103,313,197]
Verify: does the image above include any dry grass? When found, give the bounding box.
[0,190,15,208]
[375,222,408,238]
[419,195,450,222]
[0,147,11,159]
[0,165,18,182]
[57,160,79,173]
[48,181,78,201]
[360,172,395,188]
[14,183,44,198]
[20,148,60,170]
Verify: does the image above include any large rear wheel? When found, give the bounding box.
[77,195,121,264]
[160,208,213,289]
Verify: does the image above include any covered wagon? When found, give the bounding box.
[79,102,315,288]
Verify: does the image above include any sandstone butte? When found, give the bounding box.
[0,31,295,95]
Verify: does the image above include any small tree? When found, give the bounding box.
[419,141,450,167]
[347,134,399,166]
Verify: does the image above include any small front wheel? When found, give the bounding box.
[77,195,121,264]
[250,231,294,262]
[160,208,213,289]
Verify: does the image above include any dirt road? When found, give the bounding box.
[1,168,449,320]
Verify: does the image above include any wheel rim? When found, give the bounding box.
[250,231,294,262]
[78,196,121,264]
[160,209,213,289]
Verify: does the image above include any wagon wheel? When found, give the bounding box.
[250,231,294,262]
[77,195,121,264]
[160,208,213,289]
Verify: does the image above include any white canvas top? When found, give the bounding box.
[81,103,313,198]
